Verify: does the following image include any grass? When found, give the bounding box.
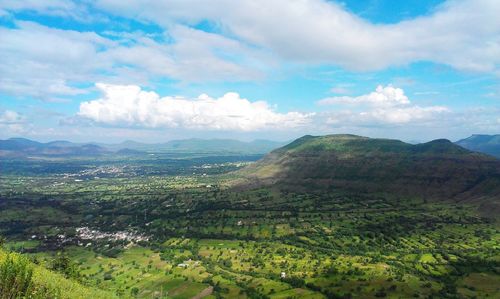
[0,249,115,299]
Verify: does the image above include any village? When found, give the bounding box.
[76,227,149,243]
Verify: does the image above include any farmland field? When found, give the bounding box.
[1,151,498,298]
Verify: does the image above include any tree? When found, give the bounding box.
[51,252,80,279]
[130,287,140,296]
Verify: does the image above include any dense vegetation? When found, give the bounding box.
[0,248,115,298]
[239,135,500,216]
[0,135,499,298]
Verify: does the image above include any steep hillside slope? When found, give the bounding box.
[0,249,115,299]
[239,135,500,210]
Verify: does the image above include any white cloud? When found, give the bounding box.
[318,85,449,125]
[3,0,499,101]
[0,21,261,99]
[0,21,112,99]
[319,85,410,107]
[0,0,100,22]
[358,106,449,124]
[329,85,351,95]
[76,83,312,131]
[0,110,29,136]
[0,0,76,14]
[323,106,449,126]
[95,0,500,73]
[0,110,25,124]
[414,91,440,96]
[106,25,262,82]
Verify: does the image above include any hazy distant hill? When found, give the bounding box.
[99,138,286,154]
[162,138,286,153]
[238,134,500,214]
[0,137,286,158]
[455,134,500,158]
[0,138,109,158]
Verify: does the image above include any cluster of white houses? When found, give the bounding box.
[76,226,149,242]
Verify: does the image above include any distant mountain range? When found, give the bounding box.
[0,137,287,158]
[238,134,500,216]
[1,134,499,159]
[0,138,109,158]
[97,138,287,154]
[455,134,500,158]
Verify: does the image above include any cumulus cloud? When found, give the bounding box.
[76,83,312,131]
[318,85,449,125]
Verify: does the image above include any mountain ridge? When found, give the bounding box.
[0,137,287,157]
[455,134,500,158]
[237,134,500,216]
[0,138,109,158]
[98,138,286,153]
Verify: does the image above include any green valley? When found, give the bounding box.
[0,135,499,298]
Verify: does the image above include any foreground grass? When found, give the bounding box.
[0,249,115,299]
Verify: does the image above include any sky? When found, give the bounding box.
[0,0,499,143]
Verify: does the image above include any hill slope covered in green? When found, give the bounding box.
[239,134,500,214]
[0,249,115,299]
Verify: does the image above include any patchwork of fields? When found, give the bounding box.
[0,155,499,298]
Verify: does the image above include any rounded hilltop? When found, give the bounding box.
[276,134,474,156]
[238,134,500,213]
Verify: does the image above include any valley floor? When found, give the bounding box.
[0,156,499,298]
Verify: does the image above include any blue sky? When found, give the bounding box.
[0,0,498,143]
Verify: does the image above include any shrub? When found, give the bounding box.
[130,287,139,296]
[0,253,33,299]
[51,252,80,279]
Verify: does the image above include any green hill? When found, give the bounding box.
[238,134,500,214]
[0,249,115,299]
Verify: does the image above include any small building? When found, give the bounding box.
[280,272,286,279]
